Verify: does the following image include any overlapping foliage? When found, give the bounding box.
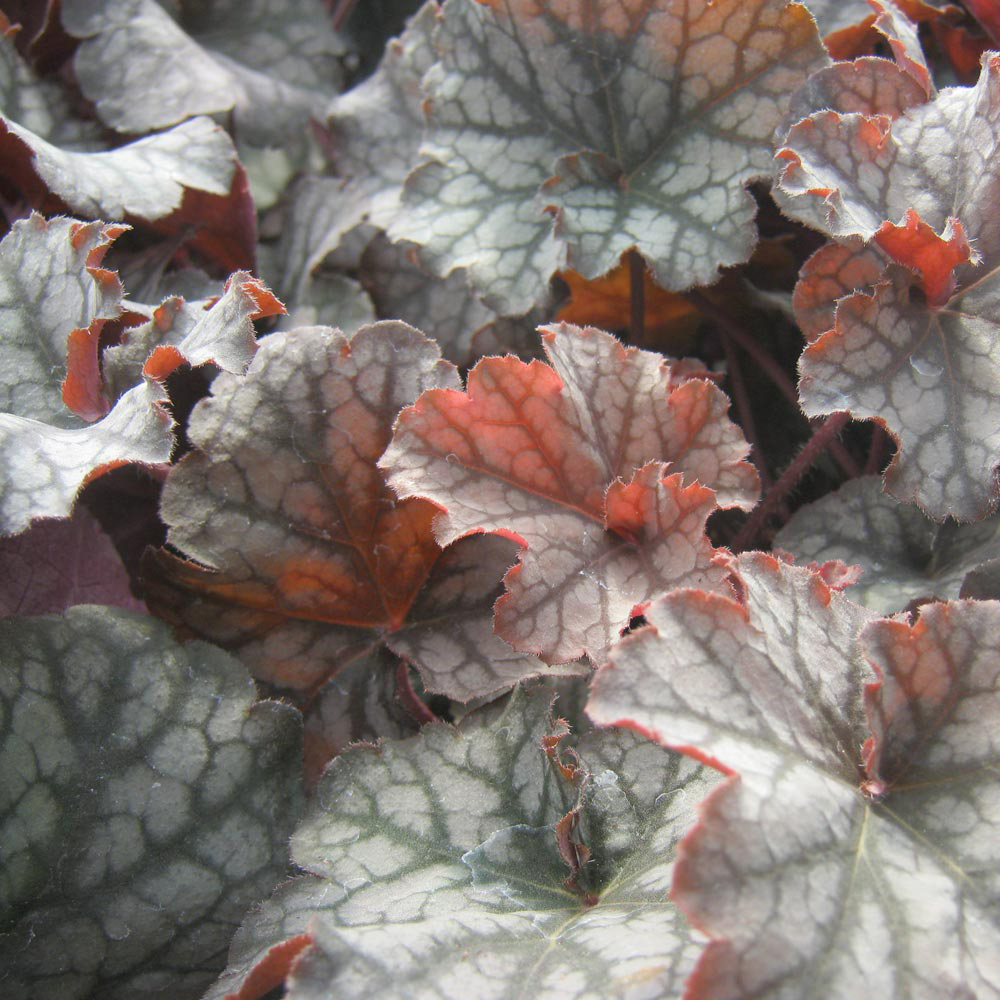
[3,0,1000,997]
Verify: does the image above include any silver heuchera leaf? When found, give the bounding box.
[775,475,1000,613]
[206,685,719,999]
[0,606,303,1000]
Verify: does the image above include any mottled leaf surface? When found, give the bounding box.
[61,0,346,144]
[145,322,556,702]
[588,554,1000,998]
[0,215,173,534]
[324,1,436,234]
[776,475,1000,613]
[382,322,758,663]
[779,55,1000,519]
[206,685,718,1000]
[0,606,303,1000]
[390,0,827,313]
[361,233,541,368]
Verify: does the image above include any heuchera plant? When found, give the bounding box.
[3,1,1000,997]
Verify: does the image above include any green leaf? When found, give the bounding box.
[390,0,828,313]
[0,606,303,1000]
[207,685,718,999]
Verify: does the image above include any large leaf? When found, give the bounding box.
[389,0,828,314]
[588,554,1000,998]
[61,0,346,144]
[775,475,1000,612]
[0,605,303,1000]
[206,685,719,1000]
[144,321,565,705]
[777,55,1000,519]
[0,214,173,534]
[382,321,758,663]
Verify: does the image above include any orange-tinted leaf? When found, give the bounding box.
[780,54,1000,519]
[873,209,976,307]
[793,238,885,341]
[555,258,700,354]
[382,323,758,663]
[145,322,555,703]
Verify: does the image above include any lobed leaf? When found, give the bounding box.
[0,606,303,1000]
[588,554,1000,998]
[775,475,1000,613]
[390,0,828,313]
[144,322,561,704]
[0,215,175,534]
[206,685,719,1000]
[779,54,1000,519]
[382,321,758,663]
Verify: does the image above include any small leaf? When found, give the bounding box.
[206,685,719,1000]
[555,257,701,354]
[390,0,828,313]
[0,606,303,1000]
[382,321,757,663]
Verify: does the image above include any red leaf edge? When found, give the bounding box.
[225,932,313,1000]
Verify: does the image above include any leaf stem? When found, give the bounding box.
[865,422,888,475]
[396,661,438,725]
[720,328,772,491]
[686,288,861,480]
[330,0,359,30]
[685,288,797,403]
[628,248,645,346]
[731,411,852,552]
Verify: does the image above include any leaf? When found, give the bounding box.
[205,685,720,1000]
[588,554,1000,998]
[778,55,1000,519]
[389,0,828,314]
[0,20,102,149]
[555,257,702,355]
[101,273,285,399]
[324,0,437,233]
[0,504,145,617]
[0,605,303,1000]
[360,233,542,368]
[791,238,886,342]
[0,214,175,534]
[61,0,347,144]
[382,321,758,663]
[775,475,1000,613]
[1,112,239,224]
[144,321,561,703]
